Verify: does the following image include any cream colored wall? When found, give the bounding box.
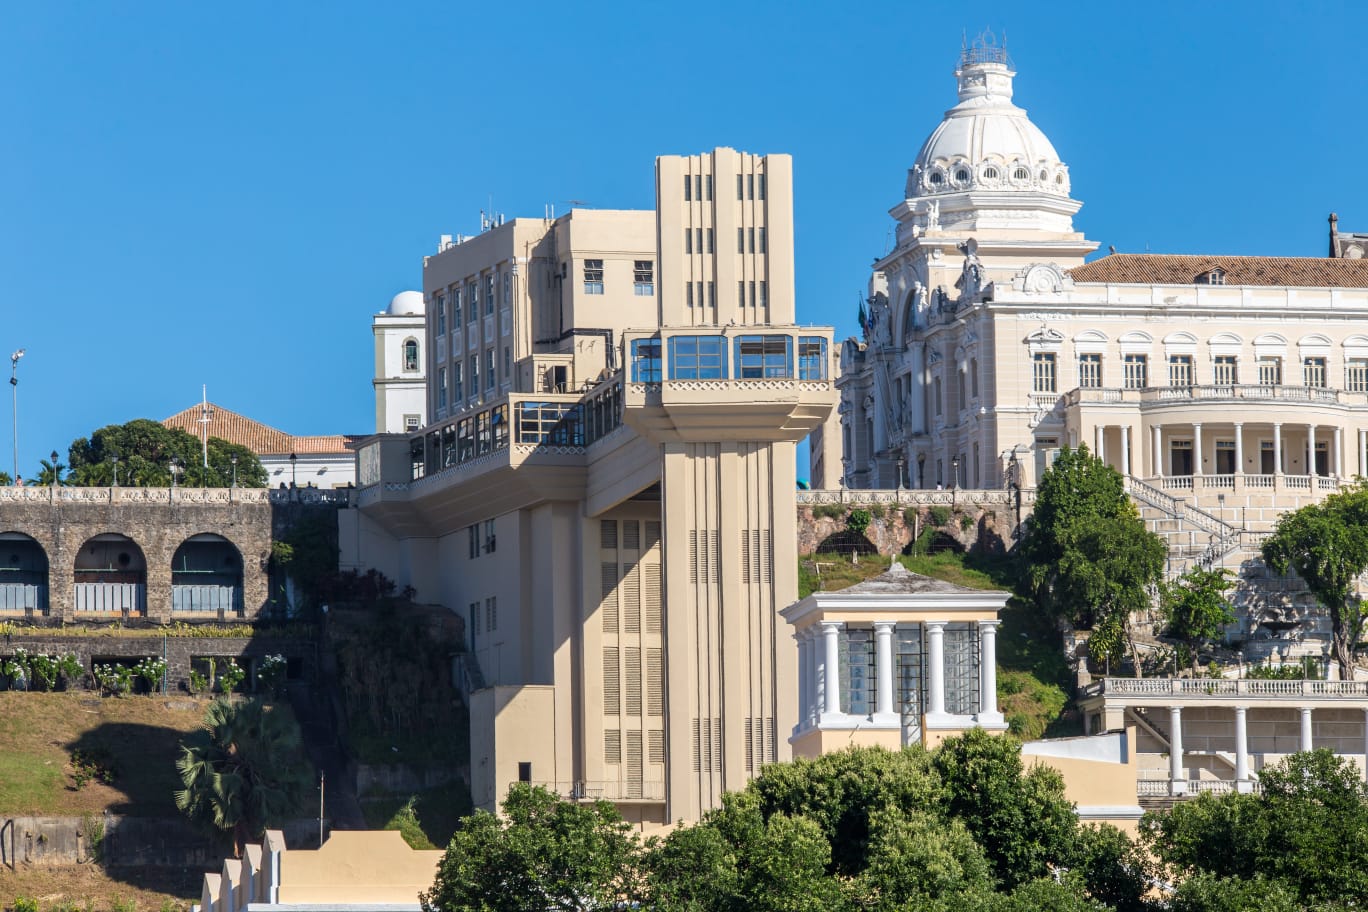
[792,727,903,759]
[276,831,442,905]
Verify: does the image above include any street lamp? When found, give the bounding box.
[110,454,120,487]
[49,450,58,487]
[290,452,298,488]
[951,455,960,490]
[895,454,906,491]
[9,349,24,483]
[169,457,181,489]
[230,453,238,488]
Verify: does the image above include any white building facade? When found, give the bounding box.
[373,290,428,435]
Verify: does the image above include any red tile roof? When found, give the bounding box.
[162,403,356,456]
[1068,254,1368,288]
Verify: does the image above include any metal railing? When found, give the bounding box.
[531,780,666,802]
[1085,677,1368,698]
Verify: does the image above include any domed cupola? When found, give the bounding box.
[894,35,1083,238]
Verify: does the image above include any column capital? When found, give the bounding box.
[925,619,947,632]
[820,620,845,635]
[1233,421,1243,429]
[1233,705,1248,716]
[976,619,1002,631]
[873,620,897,634]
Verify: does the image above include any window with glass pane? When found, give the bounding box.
[452,288,462,325]
[437,368,447,408]
[435,294,446,335]
[735,335,793,379]
[457,418,474,461]
[633,260,654,296]
[469,356,479,396]
[583,259,604,295]
[484,275,495,315]
[492,405,508,450]
[630,338,662,383]
[485,349,495,390]
[441,424,457,467]
[1123,354,1148,389]
[476,411,491,455]
[1168,355,1193,387]
[1303,357,1327,388]
[1348,359,1368,392]
[839,627,875,716]
[798,337,827,380]
[466,283,477,322]
[895,624,924,723]
[453,363,463,402]
[1078,353,1102,388]
[1032,353,1056,393]
[1213,355,1237,386]
[944,623,980,715]
[404,339,419,372]
[1258,357,1282,386]
[668,336,727,379]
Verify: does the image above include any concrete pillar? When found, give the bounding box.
[1360,429,1367,478]
[874,621,896,724]
[1095,424,1105,463]
[1234,706,1251,792]
[1153,424,1163,478]
[978,620,1003,725]
[1234,423,1244,477]
[1308,424,1316,476]
[1170,705,1185,794]
[926,621,947,720]
[1193,423,1203,477]
[1362,708,1368,785]
[797,630,812,727]
[1335,426,1344,478]
[1274,423,1283,475]
[822,621,843,719]
[1121,425,1131,476]
[1300,707,1313,752]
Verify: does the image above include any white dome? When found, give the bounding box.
[907,45,1071,200]
[387,290,425,316]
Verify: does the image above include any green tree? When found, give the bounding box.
[1018,445,1165,669]
[854,807,993,910]
[1143,749,1368,905]
[34,456,67,486]
[0,470,10,486]
[422,784,642,912]
[1261,482,1368,678]
[1166,874,1303,912]
[1160,567,1235,672]
[931,728,1078,888]
[175,698,313,855]
[67,418,267,488]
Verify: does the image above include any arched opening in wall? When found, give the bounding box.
[74,534,147,616]
[815,529,878,558]
[905,531,965,557]
[0,532,49,617]
[172,534,244,617]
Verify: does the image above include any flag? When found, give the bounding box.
[857,295,868,335]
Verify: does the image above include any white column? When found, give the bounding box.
[1360,429,1367,478]
[1095,424,1105,463]
[1300,707,1313,752]
[822,621,843,719]
[1192,423,1203,477]
[874,621,896,724]
[799,630,814,727]
[1234,706,1251,793]
[926,621,947,721]
[1308,424,1316,476]
[1169,706,1185,795]
[1152,424,1163,478]
[1234,423,1244,478]
[1274,423,1283,475]
[978,620,1004,725]
[1335,426,1344,478]
[1121,425,1132,476]
[1362,708,1368,785]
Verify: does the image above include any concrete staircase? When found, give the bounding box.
[1125,477,1327,663]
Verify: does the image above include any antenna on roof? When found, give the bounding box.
[197,385,214,470]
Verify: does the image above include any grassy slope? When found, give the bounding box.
[798,551,1079,740]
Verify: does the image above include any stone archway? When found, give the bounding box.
[171,534,244,616]
[0,532,49,616]
[73,534,147,616]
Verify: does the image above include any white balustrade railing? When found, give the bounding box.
[1089,677,1368,698]
[0,486,338,505]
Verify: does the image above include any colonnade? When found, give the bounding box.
[794,619,1002,736]
[1166,705,1368,795]
[1090,421,1367,480]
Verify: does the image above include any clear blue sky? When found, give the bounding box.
[3,1,1365,480]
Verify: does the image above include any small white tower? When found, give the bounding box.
[372,291,427,434]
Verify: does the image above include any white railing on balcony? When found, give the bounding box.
[1137,777,1263,798]
[1066,384,1368,408]
[797,488,1036,508]
[532,780,666,801]
[73,582,146,614]
[171,584,241,613]
[1084,677,1368,698]
[0,583,46,613]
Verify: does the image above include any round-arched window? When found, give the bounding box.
[983,166,999,180]
[403,339,419,372]
[955,168,971,183]
[1055,173,1065,185]
[929,171,944,186]
[1013,167,1030,181]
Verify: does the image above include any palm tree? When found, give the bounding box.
[175,697,313,855]
[35,458,66,486]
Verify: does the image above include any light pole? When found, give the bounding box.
[951,455,960,508]
[896,454,906,491]
[9,349,24,483]
[49,450,58,487]
[170,457,181,489]
[230,454,238,488]
[110,454,120,487]
[290,452,298,488]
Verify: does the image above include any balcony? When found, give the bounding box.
[531,780,665,802]
[1064,384,1368,409]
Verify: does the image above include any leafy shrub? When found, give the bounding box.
[846,509,872,535]
[257,654,287,697]
[2,647,31,690]
[812,504,845,520]
[71,749,118,789]
[218,659,246,695]
[92,662,134,696]
[928,505,952,527]
[12,897,38,912]
[959,513,976,532]
[56,652,84,689]
[110,897,136,912]
[188,669,209,695]
[133,656,167,693]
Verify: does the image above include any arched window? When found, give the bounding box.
[403,339,419,372]
[954,168,971,183]
[982,166,999,180]
[1013,167,1030,181]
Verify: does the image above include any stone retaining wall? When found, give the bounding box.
[796,488,1034,557]
[0,815,320,866]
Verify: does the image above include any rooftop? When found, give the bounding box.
[162,402,360,456]
[1069,253,1368,288]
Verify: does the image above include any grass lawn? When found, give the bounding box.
[0,864,198,910]
[0,693,212,817]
